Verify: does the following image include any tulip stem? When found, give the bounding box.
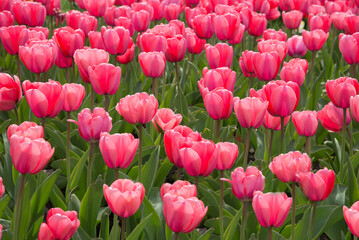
[104,95,109,112]
[37,73,41,82]
[252,37,257,50]
[176,167,181,180]
[114,214,118,239]
[13,174,26,240]
[219,170,224,240]
[330,28,336,59]
[291,183,296,240]
[121,218,126,240]
[351,65,356,79]
[162,66,166,103]
[13,105,19,125]
[87,142,95,187]
[268,228,272,240]
[243,128,251,170]
[90,85,95,111]
[138,124,143,182]
[66,67,70,83]
[267,130,274,164]
[240,200,248,240]
[152,78,158,98]
[305,137,312,157]
[308,202,317,240]
[41,118,46,132]
[347,126,353,158]
[174,232,179,240]
[280,117,285,153]
[66,111,71,208]
[72,62,76,82]
[341,109,347,164]
[195,176,199,190]
[214,120,221,142]
[175,62,179,86]
[247,76,253,97]
[310,51,317,86]
[16,55,21,80]
[43,72,47,82]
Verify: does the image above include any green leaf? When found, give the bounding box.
[72,226,91,240]
[99,209,110,240]
[154,158,173,187]
[70,148,89,190]
[223,209,241,240]
[196,228,214,240]
[0,195,11,216]
[142,146,160,196]
[127,213,153,240]
[50,184,67,210]
[142,194,165,240]
[347,152,359,205]
[2,132,15,199]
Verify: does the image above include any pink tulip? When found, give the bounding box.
[292,111,318,136]
[62,84,85,112]
[149,0,165,21]
[185,7,206,29]
[0,73,22,111]
[287,35,307,58]
[302,29,329,51]
[103,179,145,218]
[22,80,64,118]
[7,121,43,140]
[0,25,29,55]
[165,34,187,62]
[233,97,268,128]
[0,0,10,11]
[104,6,131,26]
[215,142,238,170]
[343,14,359,34]
[185,28,206,54]
[164,3,182,21]
[138,32,167,53]
[285,58,308,72]
[21,2,46,27]
[10,135,54,174]
[282,10,303,29]
[253,52,281,81]
[326,77,359,109]
[299,168,335,201]
[239,50,256,78]
[343,201,359,237]
[114,17,134,37]
[205,43,233,69]
[213,13,240,41]
[38,208,80,240]
[331,12,347,31]
[139,52,166,78]
[350,95,359,122]
[308,13,332,33]
[65,10,98,36]
[88,63,121,95]
[252,191,292,228]
[116,38,135,64]
[101,26,130,56]
[258,39,288,62]
[162,194,207,233]
[318,102,351,132]
[160,180,197,199]
[0,177,4,198]
[83,0,107,17]
[99,132,138,169]
[198,67,236,98]
[132,10,151,32]
[192,14,214,39]
[228,23,245,45]
[280,64,306,86]
[222,167,265,200]
[53,27,85,58]
[204,88,233,120]
[0,10,14,27]
[152,108,182,132]
[247,12,267,37]
[116,92,158,124]
[55,48,73,69]
[339,33,359,65]
[263,29,287,41]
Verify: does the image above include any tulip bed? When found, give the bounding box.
[2,0,359,239]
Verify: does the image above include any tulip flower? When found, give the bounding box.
[350,95,359,123]
[287,35,307,58]
[213,13,240,41]
[55,48,73,70]
[302,29,329,52]
[185,28,206,54]
[164,3,182,21]
[263,29,287,41]
[21,2,46,27]
[205,43,233,69]
[0,73,22,112]
[132,10,151,32]
[280,64,306,86]
[165,34,187,63]
[292,110,318,137]
[215,142,238,171]
[204,88,233,121]
[247,12,267,37]
[151,108,182,132]
[116,38,135,64]
[339,33,359,67]
[331,12,347,31]
[149,0,164,21]
[162,193,207,236]
[138,32,167,53]
[239,50,256,80]
[0,177,4,197]
[62,84,85,112]
[282,10,303,29]
[253,51,281,81]
[83,0,107,17]
[342,14,359,35]
[0,25,29,55]
[185,7,206,28]
[0,0,10,11]
[192,14,214,39]
[7,121,43,140]
[160,180,197,199]
[198,67,236,98]
[228,23,245,45]
[65,10,98,36]
[0,10,14,27]
[326,77,359,109]
[343,201,359,238]
[38,208,80,240]
[101,26,130,56]
[258,39,288,62]
[53,27,85,58]
[318,102,351,132]
[308,13,332,33]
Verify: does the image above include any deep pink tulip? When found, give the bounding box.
[62,83,85,112]
[192,14,214,39]
[160,180,197,199]
[287,35,307,58]
[164,126,202,168]
[215,142,238,170]
[318,102,351,132]
[101,26,130,56]
[326,77,359,109]
[198,67,235,98]
[55,47,73,69]
[258,39,288,62]
[116,92,158,124]
[282,10,303,29]
[65,10,98,36]
[331,12,347,31]
[21,2,46,27]
[228,23,245,45]
[302,29,329,51]
[45,0,61,16]
[114,17,134,37]
[185,28,206,54]
[29,27,49,38]
[164,3,182,21]
[73,48,109,83]
[179,139,219,177]
[165,35,187,63]
[0,0,10,11]
[7,121,43,140]
[83,0,107,17]
[138,32,167,53]
[308,4,325,15]
[149,0,165,21]
[104,6,131,26]
[38,208,80,240]
[262,111,290,131]
[10,135,54,174]
[53,27,85,58]
[263,29,287,41]
[139,51,166,78]
[22,80,64,118]
[0,73,21,111]
[292,111,318,136]
[0,25,29,55]
[222,167,265,200]
[116,38,135,64]
[285,58,308,72]
[252,191,292,228]
[299,168,335,201]
[280,64,306,86]
[253,52,281,81]
[264,80,300,117]
[70,107,112,141]
[350,95,359,122]
[342,14,359,35]
[239,50,256,78]
[343,201,359,237]
[308,13,332,33]
[233,97,268,128]
[163,194,207,233]
[88,63,121,95]
[132,10,151,33]
[204,88,233,120]
[88,31,106,50]
[339,33,359,65]
[99,132,138,169]
[247,12,267,37]
[0,177,4,197]
[270,151,311,183]
[205,43,233,69]
[28,29,46,42]
[185,7,206,29]
[213,13,240,41]
[131,2,153,19]
[152,108,182,132]
[0,10,14,27]
[11,1,26,25]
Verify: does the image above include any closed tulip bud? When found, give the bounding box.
[228,23,245,45]
[0,177,4,198]
[292,111,318,136]
[299,168,335,201]
[263,29,287,41]
[185,7,206,29]
[326,77,359,109]
[164,126,202,168]
[302,29,329,51]
[350,95,359,122]
[309,13,332,33]
[165,3,182,21]
[65,10,98,36]
[165,35,187,63]
[22,80,64,118]
[10,135,54,174]
[114,17,135,37]
[280,64,306,86]
[192,14,214,39]
[318,102,351,132]
[161,180,197,199]
[185,28,206,54]
[55,47,73,69]
[7,121,43,140]
[73,48,109,83]
[62,83,85,112]
[117,38,135,64]
[262,111,290,130]
[103,179,145,218]
[252,191,292,228]
[247,12,267,37]
[131,2,154,19]
[45,0,61,16]
[21,2,46,27]
[213,13,240,41]
[88,31,106,50]
[258,39,288,62]
[270,151,311,183]
[240,50,256,77]
[139,51,166,78]
[282,10,303,29]
[163,194,207,233]
[344,201,359,237]
[216,142,238,170]
[180,139,219,177]
[287,35,307,58]
[149,0,165,21]
[53,26,85,59]
[204,88,233,120]
[83,0,107,17]
[138,32,167,53]
[222,167,265,200]
[0,25,29,55]
[152,108,182,132]
[285,58,308,72]
[233,97,268,128]
[343,15,359,35]
[0,73,21,111]
[101,26,130,56]
[198,67,235,98]
[99,132,138,169]
[88,63,121,95]
[253,52,281,81]
[0,0,10,11]
[205,43,233,69]
[308,4,325,15]
[38,208,80,240]
[132,10,151,32]
[0,10,14,27]
[339,33,359,65]
[116,92,158,124]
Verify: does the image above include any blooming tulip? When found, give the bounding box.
[258,39,288,62]
[0,0,10,11]
[10,135,54,174]
[302,29,329,51]
[331,12,347,31]
[164,3,182,21]
[185,7,206,29]
[204,88,233,120]
[343,201,359,237]
[239,50,256,78]
[0,25,29,55]
[233,97,268,128]
[318,102,351,132]
[165,35,187,63]
[83,0,107,17]
[0,73,21,111]
[222,167,265,200]
[286,58,308,72]
[138,32,167,53]
[342,14,359,35]
[326,77,359,109]
[263,29,287,41]
[205,43,233,69]
[0,10,14,27]
[350,95,359,123]
[253,52,281,81]
[132,10,151,32]
[116,38,135,64]
[339,33,359,65]
[0,177,4,197]
[287,35,307,58]
[139,52,166,78]
[38,208,80,240]
[247,12,267,37]
[62,84,85,112]
[101,26,130,56]
[149,0,164,21]
[21,2,46,27]
[185,28,206,54]
[55,48,73,69]
[7,121,43,142]
[65,10,98,36]
[292,111,318,136]
[103,179,145,218]
[299,168,335,201]
[114,17,134,37]
[161,180,197,199]
[280,64,306,86]
[151,108,182,132]
[282,10,303,29]
[192,14,214,39]
[213,13,240,41]
[228,23,245,45]
[88,63,121,95]
[216,142,238,170]
[308,13,332,33]
[198,67,236,98]
[53,27,85,58]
